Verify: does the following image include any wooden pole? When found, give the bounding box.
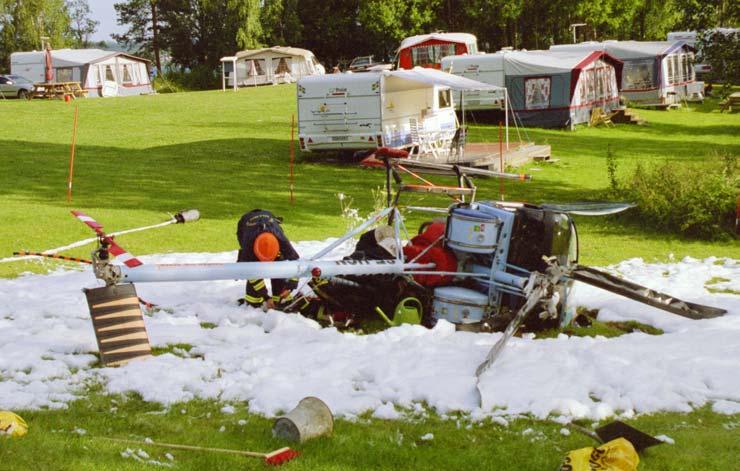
[289,114,295,204]
[67,104,79,203]
[499,121,504,201]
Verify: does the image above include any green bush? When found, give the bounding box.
[152,76,183,94]
[160,65,220,91]
[610,154,737,239]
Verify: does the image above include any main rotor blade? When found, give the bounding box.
[71,210,105,235]
[571,265,727,320]
[390,158,531,181]
[540,202,635,216]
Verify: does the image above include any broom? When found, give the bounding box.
[100,436,299,466]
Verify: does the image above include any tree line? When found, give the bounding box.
[0,0,100,69]
[1,0,737,74]
[112,0,738,72]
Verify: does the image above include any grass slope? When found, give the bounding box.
[1,88,739,469]
[0,87,738,278]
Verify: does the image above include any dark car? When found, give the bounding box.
[348,56,377,72]
[0,75,34,99]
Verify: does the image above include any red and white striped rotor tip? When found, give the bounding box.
[71,210,105,234]
[70,210,143,268]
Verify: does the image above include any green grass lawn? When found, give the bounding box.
[3,393,739,470]
[1,87,739,469]
[0,86,738,278]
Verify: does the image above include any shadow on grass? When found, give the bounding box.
[0,136,733,261]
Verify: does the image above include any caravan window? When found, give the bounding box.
[438,89,451,108]
[105,65,116,82]
[273,57,291,75]
[411,44,457,67]
[247,59,265,76]
[121,64,133,83]
[524,77,551,110]
[57,68,73,82]
[681,54,690,82]
[672,55,680,83]
[622,59,653,90]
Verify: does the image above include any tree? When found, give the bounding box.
[297,0,370,67]
[700,30,740,96]
[156,0,240,69]
[230,0,262,50]
[112,0,161,73]
[261,0,302,46]
[67,0,97,47]
[358,0,440,61]
[673,0,739,31]
[0,0,72,70]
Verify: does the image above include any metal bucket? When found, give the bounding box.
[446,208,500,254]
[433,286,489,325]
[272,397,333,443]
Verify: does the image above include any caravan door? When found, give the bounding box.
[297,73,383,152]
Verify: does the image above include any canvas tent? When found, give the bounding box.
[550,41,702,104]
[10,49,152,97]
[397,33,478,70]
[221,46,324,90]
[442,49,622,128]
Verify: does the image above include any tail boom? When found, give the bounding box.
[112,260,435,284]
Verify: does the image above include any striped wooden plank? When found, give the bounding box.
[85,284,152,367]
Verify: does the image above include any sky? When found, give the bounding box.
[89,0,126,42]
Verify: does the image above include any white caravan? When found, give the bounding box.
[297,67,498,153]
[10,49,152,97]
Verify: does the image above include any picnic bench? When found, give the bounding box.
[589,108,615,127]
[719,92,740,112]
[31,82,88,100]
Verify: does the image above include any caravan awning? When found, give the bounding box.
[384,67,504,91]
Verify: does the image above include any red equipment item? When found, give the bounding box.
[403,222,457,286]
[375,147,409,159]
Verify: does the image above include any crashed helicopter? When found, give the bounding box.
[49,148,726,375]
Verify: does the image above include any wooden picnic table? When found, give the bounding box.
[719,92,740,112]
[31,82,88,100]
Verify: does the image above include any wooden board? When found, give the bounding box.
[85,284,152,367]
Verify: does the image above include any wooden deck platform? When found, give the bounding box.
[424,141,551,171]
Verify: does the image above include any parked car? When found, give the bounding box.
[348,56,377,72]
[0,75,33,99]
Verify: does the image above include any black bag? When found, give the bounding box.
[236,209,299,262]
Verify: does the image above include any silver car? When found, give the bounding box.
[0,75,34,99]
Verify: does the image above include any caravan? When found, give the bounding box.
[220,46,324,90]
[297,68,499,154]
[10,49,152,97]
[441,50,622,128]
[551,41,703,104]
[397,33,478,70]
